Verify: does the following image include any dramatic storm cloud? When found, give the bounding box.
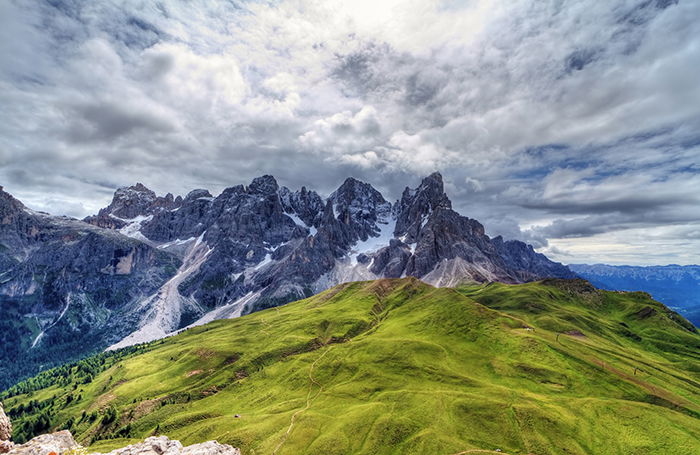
[1,0,699,265]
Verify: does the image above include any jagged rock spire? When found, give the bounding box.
[329,177,391,241]
[394,171,451,242]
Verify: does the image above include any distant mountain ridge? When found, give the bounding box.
[0,174,573,388]
[570,263,700,327]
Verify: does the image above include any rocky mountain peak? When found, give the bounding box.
[394,171,452,241]
[113,182,157,205]
[492,235,576,282]
[2,174,575,372]
[248,175,279,195]
[414,172,451,209]
[128,182,152,193]
[92,183,182,222]
[0,186,26,217]
[0,187,40,259]
[331,177,384,203]
[329,177,391,241]
[333,176,370,193]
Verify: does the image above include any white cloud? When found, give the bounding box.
[299,106,381,152]
[140,42,247,110]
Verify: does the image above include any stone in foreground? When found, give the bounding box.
[4,432,240,455]
[0,403,12,453]
[6,430,76,455]
[96,436,241,455]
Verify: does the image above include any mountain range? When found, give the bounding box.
[570,264,700,327]
[0,173,573,389]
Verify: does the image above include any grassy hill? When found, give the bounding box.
[2,278,699,455]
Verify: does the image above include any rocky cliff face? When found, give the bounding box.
[1,174,574,386]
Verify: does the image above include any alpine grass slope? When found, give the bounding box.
[2,278,698,455]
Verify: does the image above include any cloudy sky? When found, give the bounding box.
[1,0,699,265]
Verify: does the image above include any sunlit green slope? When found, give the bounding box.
[3,278,699,455]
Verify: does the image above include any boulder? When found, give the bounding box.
[92,436,240,455]
[0,402,12,441]
[6,430,77,455]
[180,441,241,455]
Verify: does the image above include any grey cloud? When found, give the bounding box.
[64,99,176,143]
[138,52,175,81]
[332,43,397,96]
[564,48,600,73]
[529,206,700,240]
[520,191,699,215]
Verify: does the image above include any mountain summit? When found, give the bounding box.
[0,174,573,386]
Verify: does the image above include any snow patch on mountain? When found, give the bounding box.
[114,215,153,242]
[350,218,396,261]
[286,211,317,236]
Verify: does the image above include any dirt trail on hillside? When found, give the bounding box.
[271,346,332,455]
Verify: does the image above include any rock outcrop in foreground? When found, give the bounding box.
[92,436,241,455]
[0,415,239,455]
[5,430,76,455]
[0,403,12,453]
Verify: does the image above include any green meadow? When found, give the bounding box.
[3,278,699,455]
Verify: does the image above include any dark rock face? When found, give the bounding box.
[279,186,324,228]
[329,177,392,242]
[370,239,412,277]
[370,173,560,286]
[404,209,511,281]
[1,173,574,387]
[393,172,451,242]
[111,172,570,324]
[493,236,577,282]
